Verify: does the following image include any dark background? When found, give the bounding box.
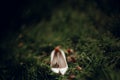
[0,0,120,38]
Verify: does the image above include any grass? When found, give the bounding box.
[0,1,120,80]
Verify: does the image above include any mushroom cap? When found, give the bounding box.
[54,46,61,52]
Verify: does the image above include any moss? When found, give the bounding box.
[0,0,120,80]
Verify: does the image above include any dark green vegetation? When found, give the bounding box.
[0,0,120,80]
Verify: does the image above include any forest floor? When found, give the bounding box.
[0,1,120,80]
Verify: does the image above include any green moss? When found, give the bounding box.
[0,0,120,80]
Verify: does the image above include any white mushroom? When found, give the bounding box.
[50,46,68,75]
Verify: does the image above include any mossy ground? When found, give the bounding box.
[0,0,120,80]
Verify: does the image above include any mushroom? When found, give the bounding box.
[50,46,68,75]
